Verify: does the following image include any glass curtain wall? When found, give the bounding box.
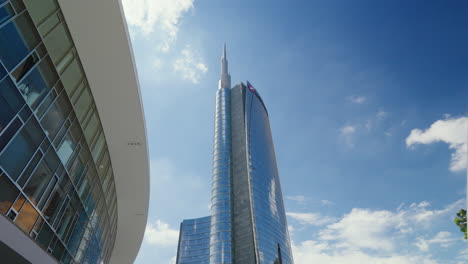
[176,216,211,264]
[209,87,233,264]
[0,0,118,263]
[245,88,293,264]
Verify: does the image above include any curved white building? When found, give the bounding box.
[0,0,149,263]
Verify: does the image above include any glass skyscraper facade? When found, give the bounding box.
[176,216,211,264]
[176,47,293,264]
[0,0,149,263]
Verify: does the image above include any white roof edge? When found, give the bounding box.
[57,0,150,263]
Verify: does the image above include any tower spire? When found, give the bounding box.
[219,43,231,89]
[223,43,227,59]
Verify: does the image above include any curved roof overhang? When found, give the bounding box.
[57,0,149,263]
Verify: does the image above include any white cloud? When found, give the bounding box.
[286,196,334,207]
[293,240,439,264]
[173,46,208,83]
[168,256,177,264]
[340,125,357,147]
[318,200,463,252]
[153,58,164,70]
[414,232,456,252]
[377,109,388,121]
[321,199,334,206]
[121,0,194,51]
[286,195,308,203]
[319,208,397,251]
[291,199,464,264]
[347,95,367,104]
[406,116,468,172]
[144,220,179,247]
[287,212,336,226]
[458,248,468,261]
[341,125,356,135]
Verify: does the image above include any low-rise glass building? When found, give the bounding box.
[0,0,149,263]
[176,216,211,264]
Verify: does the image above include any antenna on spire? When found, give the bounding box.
[223,43,227,58]
[219,43,231,89]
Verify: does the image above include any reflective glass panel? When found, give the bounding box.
[0,4,14,27]
[40,92,70,139]
[0,117,44,180]
[0,77,24,133]
[42,184,65,225]
[22,0,58,25]
[23,160,54,205]
[0,175,20,214]
[15,201,39,233]
[18,56,58,109]
[61,57,83,94]
[0,12,40,70]
[43,23,72,65]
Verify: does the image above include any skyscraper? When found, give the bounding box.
[0,0,149,263]
[176,46,293,264]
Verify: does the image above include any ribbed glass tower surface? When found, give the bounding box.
[209,44,233,264]
[0,0,118,263]
[210,86,233,264]
[176,47,293,264]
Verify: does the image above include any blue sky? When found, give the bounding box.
[120,0,468,263]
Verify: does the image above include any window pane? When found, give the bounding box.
[23,161,54,205]
[18,57,58,109]
[0,117,22,152]
[18,105,32,122]
[0,77,24,133]
[67,209,87,254]
[70,81,84,104]
[0,175,20,214]
[0,12,41,70]
[35,89,56,119]
[52,238,65,260]
[57,133,76,165]
[12,194,26,213]
[0,3,14,25]
[0,117,44,180]
[61,58,83,95]
[85,182,98,214]
[0,62,6,79]
[40,92,70,139]
[9,0,26,13]
[84,112,99,143]
[102,169,112,196]
[97,152,109,181]
[91,132,104,159]
[44,147,60,173]
[56,203,75,239]
[56,49,73,74]
[75,88,92,123]
[37,12,60,38]
[69,154,85,185]
[23,0,58,25]
[11,53,39,82]
[43,23,72,65]
[15,201,39,233]
[42,185,65,224]
[36,222,54,249]
[37,176,56,211]
[17,150,42,187]
[69,120,82,143]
